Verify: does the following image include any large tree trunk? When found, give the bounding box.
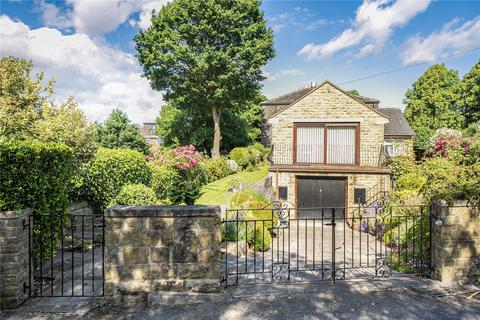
[211,105,221,159]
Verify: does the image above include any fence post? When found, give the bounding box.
[431,200,480,284]
[0,209,32,310]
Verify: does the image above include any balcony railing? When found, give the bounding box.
[269,144,391,167]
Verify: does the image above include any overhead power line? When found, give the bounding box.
[338,47,480,85]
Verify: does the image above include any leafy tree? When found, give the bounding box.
[96,109,148,154]
[459,59,480,125]
[156,95,264,152]
[135,0,275,158]
[347,89,360,95]
[0,57,50,138]
[0,56,97,162]
[33,98,97,163]
[404,64,464,135]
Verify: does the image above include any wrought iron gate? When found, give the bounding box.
[221,203,432,286]
[27,213,105,297]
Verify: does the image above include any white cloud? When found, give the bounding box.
[305,19,328,31]
[298,0,431,60]
[35,0,171,37]
[36,0,73,29]
[265,69,306,81]
[400,16,480,64]
[0,15,163,124]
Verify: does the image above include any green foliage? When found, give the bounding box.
[0,139,75,263]
[459,59,480,125]
[231,189,277,229]
[168,167,204,205]
[156,97,266,154]
[221,213,247,241]
[229,147,251,169]
[199,157,232,183]
[395,173,427,192]
[247,224,271,252]
[404,64,464,141]
[149,164,177,200]
[412,127,434,151]
[388,155,416,180]
[0,57,47,138]
[135,0,275,155]
[0,57,97,163]
[96,109,148,154]
[112,183,157,206]
[249,142,271,162]
[81,148,152,212]
[34,99,97,164]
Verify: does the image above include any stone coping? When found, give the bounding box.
[104,205,221,218]
[0,208,32,219]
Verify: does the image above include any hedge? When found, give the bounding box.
[81,148,151,212]
[0,138,75,264]
[149,163,177,200]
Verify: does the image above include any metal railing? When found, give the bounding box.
[220,205,432,286]
[269,144,390,167]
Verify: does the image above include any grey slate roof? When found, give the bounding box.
[260,86,379,106]
[377,108,415,137]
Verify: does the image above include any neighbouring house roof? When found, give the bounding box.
[377,108,415,137]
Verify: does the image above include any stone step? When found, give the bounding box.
[147,292,222,307]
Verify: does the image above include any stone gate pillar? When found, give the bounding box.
[431,200,480,284]
[104,205,222,302]
[0,209,31,310]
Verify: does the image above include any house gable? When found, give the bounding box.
[268,81,389,149]
[268,80,389,122]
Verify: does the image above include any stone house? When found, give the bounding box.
[261,80,414,218]
[141,122,162,147]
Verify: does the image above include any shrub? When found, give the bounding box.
[149,164,177,200]
[249,142,270,161]
[0,139,75,264]
[247,224,271,252]
[199,157,232,183]
[388,155,416,180]
[112,183,157,206]
[82,148,152,212]
[168,145,205,205]
[231,189,278,229]
[229,147,251,168]
[221,220,247,241]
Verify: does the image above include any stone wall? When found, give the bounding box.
[431,201,480,284]
[268,82,389,151]
[0,209,31,310]
[68,201,93,215]
[104,205,222,301]
[269,171,389,212]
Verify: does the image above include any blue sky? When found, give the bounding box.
[1,0,479,124]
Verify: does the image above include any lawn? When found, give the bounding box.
[196,164,269,205]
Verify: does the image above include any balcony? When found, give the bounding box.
[269,144,390,168]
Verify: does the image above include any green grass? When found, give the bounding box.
[196,164,269,205]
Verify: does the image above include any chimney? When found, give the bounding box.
[310,81,317,88]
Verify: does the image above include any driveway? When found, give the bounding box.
[2,277,479,320]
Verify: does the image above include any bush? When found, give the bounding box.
[388,155,416,180]
[229,147,251,169]
[149,164,177,200]
[112,183,157,206]
[221,220,247,241]
[226,159,239,173]
[0,139,75,264]
[82,148,152,212]
[247,224,271,252]
[199,157,232,183]
[249,142,270,161]
[231,189,278,229]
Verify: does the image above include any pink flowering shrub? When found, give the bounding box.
[427,128,470,159]
[173,144,200,171]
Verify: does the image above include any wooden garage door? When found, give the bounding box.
[296,177,346,219]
